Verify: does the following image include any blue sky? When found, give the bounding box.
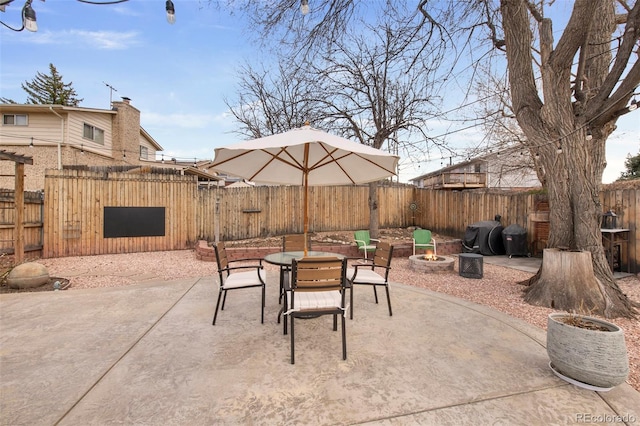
[0,0,637,183]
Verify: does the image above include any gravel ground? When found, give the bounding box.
[14,229,640,392]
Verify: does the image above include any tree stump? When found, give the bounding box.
[524,248,606,314]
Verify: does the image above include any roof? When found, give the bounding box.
[0,103,116,115]
[141,127,163,151]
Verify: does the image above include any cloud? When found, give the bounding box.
[23,29,141,50]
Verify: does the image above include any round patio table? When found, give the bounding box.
[263,250,346,267]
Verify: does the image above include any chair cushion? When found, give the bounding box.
[347,268,386,284]
[222,269,266,289]
[287,290,342,311]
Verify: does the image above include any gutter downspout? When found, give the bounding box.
[48,106,63,170]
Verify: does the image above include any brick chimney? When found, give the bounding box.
[111,97,140,163]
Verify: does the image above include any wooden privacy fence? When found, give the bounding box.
[42,169,198,257]
[196,185,416,242]
[1,170,635,273]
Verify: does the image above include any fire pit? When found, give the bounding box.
[409,254,455,274]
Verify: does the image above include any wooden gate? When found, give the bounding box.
[0,189,44,257]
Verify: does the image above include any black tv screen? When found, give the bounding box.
[104,207,165,238]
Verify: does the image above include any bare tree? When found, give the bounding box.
[224,61,319,139]
[308,24,444,236]
[225,12,447,238]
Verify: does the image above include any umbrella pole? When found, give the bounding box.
[303,144,309,256]
[304,183,308,256]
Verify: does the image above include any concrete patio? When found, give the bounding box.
[1,268,638,425]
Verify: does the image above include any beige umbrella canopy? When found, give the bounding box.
[210,125,400,252]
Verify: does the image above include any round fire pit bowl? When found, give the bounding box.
[409,255,455,274]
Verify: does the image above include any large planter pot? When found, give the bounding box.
[547,313,629,389]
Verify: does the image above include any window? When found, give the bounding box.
[474,163,481,173]
[140,146,148,160]
[83,123,104,144]
[3,114,28,126]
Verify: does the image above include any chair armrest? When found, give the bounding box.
[352,261,374,272]
[224,264,264,273]
[354,239,367,246]
[370,238,380,242]
[229,257,264,265]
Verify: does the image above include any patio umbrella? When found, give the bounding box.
[210,124,400,253]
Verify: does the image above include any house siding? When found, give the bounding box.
[139,136,156,160]
[412,148,541,190]
[1,111,63,145]
[1,101,161,191]
[67,111,113,153]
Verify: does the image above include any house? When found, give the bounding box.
[410,147,541,190]
[0,98,221,190]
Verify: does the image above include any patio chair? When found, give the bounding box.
[286,256,348,364]
[412,229,437,256]
[212,242,266,325]
[347,241,394,319]
[283,234,311,252]
[279,234,312,304]
[354,230,379,260]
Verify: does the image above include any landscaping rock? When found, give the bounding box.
[7,263,50,289]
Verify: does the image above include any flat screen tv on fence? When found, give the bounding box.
[103,207,165,238]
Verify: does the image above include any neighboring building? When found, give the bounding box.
[410,147,541,190]
[0,98,221,190]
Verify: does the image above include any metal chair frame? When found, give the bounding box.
[348,241,394,319]
[212,242,266,325]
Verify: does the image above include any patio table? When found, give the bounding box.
[264,250,345,267]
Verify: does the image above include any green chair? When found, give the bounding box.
[412,229,436,256]
[354,230,379,260]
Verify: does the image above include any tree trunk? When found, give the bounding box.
[525,249,622,314]
[368,182,380,239]
[522,132,636,318]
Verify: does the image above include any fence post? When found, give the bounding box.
[14,163,25,264]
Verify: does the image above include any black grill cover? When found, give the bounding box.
[462,220,505,255]
[502,224,529,257]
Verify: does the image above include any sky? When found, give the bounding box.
[0,0,637,183]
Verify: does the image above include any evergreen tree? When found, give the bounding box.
[618,151,640,181]
[0,63,82,106]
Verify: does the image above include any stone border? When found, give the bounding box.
[195,239,463,262]
[408,255,455,274]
